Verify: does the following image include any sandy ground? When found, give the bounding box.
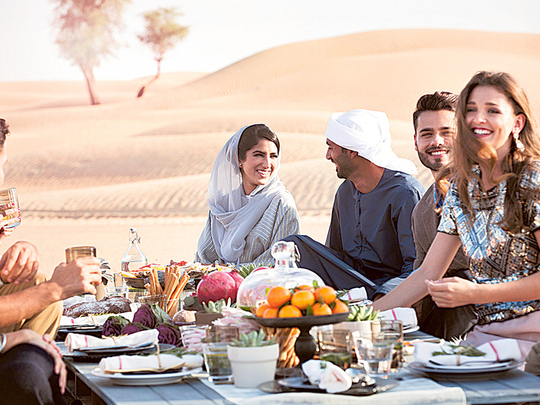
[1,28,540,276]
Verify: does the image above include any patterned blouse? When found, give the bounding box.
[438,160,540,324]
[195,192,300,266]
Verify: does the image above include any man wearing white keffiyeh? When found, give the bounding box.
[195,124,300,265]
[285,109,425,298]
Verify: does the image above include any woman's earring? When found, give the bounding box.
[239,163,243,168]
[513,131,525,152]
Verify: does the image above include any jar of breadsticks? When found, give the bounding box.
[144,264,190,318]
[261,326,300,369]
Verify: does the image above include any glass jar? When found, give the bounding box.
[236,241,325,310]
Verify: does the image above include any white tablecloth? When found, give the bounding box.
[199,370,466,405]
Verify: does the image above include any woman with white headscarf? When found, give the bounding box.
[195,124,300,265]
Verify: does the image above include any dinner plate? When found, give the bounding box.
[65,343,174,362]
[408,360,524,374]
[271,377,398,396]
[403,324,420,334]
[76,342,155,355]
[91,367,201,386]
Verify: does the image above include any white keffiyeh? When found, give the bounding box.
[204,125,286,263]
[325,109,417,175]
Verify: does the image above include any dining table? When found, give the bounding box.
[59,329,540,405]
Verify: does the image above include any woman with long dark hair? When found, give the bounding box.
[375,71,540,356]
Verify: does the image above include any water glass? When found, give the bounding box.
[105,286,129,299]
[0,188,21,228]
[317,329,352,369]
[203,343,233,383]
[65,246,97,262]
[206,325,239,344]
[354,337,394,378]
[379,320,404,371]
[138,294,167,311]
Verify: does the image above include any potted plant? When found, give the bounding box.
[333,305,381,336]
[227,329,279,388]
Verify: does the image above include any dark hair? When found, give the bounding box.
[0,118,9,149]
[413,91,458,131]
[441,71,540,233]
[238,124,280,161]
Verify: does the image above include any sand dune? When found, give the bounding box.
[2,28,540,271]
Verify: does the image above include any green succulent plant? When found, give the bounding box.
[347,305,380,322]
[229,329,276,347]
[202,298,235,313]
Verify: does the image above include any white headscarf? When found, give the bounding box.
[206,125,286,263]
[325,109,417,175]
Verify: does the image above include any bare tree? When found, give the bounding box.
[136,7,188,97]
[52,0,131,105]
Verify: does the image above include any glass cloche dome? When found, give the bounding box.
[236,241,325,310]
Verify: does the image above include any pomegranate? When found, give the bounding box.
[228,270,244,293]
[197,271,237,304]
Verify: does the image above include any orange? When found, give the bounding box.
[315,286,337,305]
[278,305,303,318]
[312,302,332,316]
[256,303,270,318]
[296,284,315,293]
[291,290,315,310]
[267,286,292,308]
[332,299,349,314]
[263,307,279,318]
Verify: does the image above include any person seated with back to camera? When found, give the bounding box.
[195,124,300,266]
[0,118,102,404]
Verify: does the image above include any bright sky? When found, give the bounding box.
[2,0,540,82]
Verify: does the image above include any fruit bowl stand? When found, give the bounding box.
[255,312,349,365]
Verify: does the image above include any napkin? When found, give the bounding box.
[414,338,521,366]
[380,307,417,325]
[66,329,159,353]
[99,353,203,373]
[302,360,352,393]
[341,287,368,302]
[60,312,134,327]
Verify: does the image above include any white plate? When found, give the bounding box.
[409,361,523,374]
[403,324,420,334]
[91,367,201,386]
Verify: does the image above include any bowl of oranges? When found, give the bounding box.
[254,284,350,329]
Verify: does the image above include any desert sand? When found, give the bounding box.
[2,28,540,275]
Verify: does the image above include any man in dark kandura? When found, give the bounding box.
[285,109,425,298]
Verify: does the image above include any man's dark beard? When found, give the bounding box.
[417,148,450,172]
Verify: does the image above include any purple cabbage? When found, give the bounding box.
[132,304,158,328]
[120,322,149,335]
[102,315,130,337]
[157,323,182,347]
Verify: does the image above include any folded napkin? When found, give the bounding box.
[342,287,368,302]
[66,329,159,353]
[302,360,352,393]
[380,307,417,325]
[414,338,521,366]
[99,353,203,373]
[60,312,134,327]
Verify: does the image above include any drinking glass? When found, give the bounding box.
[138,294,167,311]
[0,188,20,228]
[65,246,97,262]
[317,329,352,370]
[353,336,394,378]
[65,245,103,299]
[104,286,129,299]
[206,325,239,344]
[379,320,404,372]
[203,343,233,383]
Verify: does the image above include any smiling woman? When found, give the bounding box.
[375,71,540,358]
[194,124,300,266]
